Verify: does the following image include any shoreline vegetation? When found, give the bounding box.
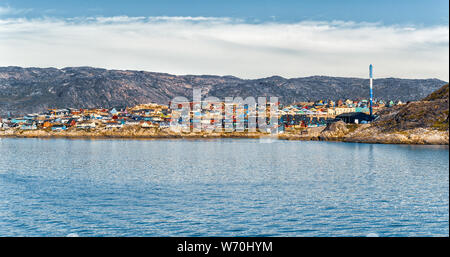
[1,124,448,145]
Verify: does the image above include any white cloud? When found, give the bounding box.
[0,5,31,16]
[0,6,13,15]
[0,16,448,80]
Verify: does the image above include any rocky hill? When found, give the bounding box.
[330,84,449,144]
[0,66,446,116]
[372,84,449,132]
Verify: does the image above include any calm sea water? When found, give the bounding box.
[0,138,448,237]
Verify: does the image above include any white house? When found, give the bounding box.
[76,121,96,129]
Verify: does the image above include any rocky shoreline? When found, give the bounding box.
[1,124,448,145]
[319,122,448,145]
[0,128,319,141]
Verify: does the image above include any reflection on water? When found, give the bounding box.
[0,138,448,236]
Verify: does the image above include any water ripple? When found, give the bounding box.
[0,138,448,236]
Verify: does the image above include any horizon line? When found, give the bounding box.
[1,65,447,82]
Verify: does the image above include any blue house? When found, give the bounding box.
[21,124,37,130]
[51,125,67,131]
[11,119,28,124]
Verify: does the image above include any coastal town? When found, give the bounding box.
[0,98,403,134]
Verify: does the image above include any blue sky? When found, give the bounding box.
[1,0,448,25]
[0,0,448,80]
